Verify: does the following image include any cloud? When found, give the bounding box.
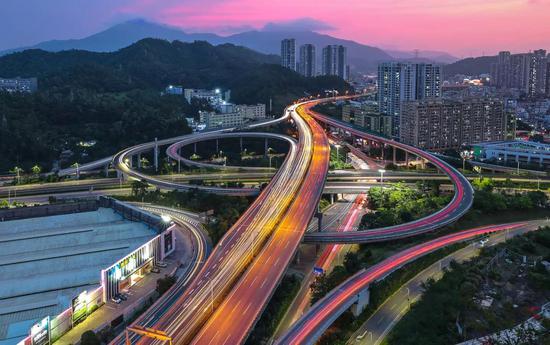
[262,17,336,32]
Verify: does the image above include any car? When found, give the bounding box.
[156,261,168,268]
[116,293,127,301]
[479,238,489,247]
[111,296,122,304]
[151,267,161,273]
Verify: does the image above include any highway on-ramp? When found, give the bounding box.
[188,100,331,345]
[275,222,532,345]
[303,110,475,244]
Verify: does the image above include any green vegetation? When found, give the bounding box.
[360,182,451,229]
[0,38,351,172]
[116,189,251,243]
[246,274,301,345]
[472,177,549,212]
[80,330,100,345]
[0,89,192,171]
[329,145,353,170]
[156,275,177,295]
[312,244,466,345]
[387,227,550,345]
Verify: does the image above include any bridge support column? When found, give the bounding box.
[194,142,197,153]
[330,194,334,204]
[264,138,268,158]
[104,164,109,177]
[293,248,301,265]
[405,152,409,166]
[351,287,370,317]
[240,137,243,152]
[216,139,219,153]
[154,137,159,172]
[420,158,427,169]
[137,153,142,168]
[381,144,385,161]
[392,146,397,164]
[316,212,323,232]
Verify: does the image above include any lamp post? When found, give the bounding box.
[378,169,386,185]
[460,150,474,171]
[334,143,341,164]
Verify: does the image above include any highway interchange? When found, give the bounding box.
[3,95,548,345]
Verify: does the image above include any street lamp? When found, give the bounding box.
[334,143,341,163]
[460,150,474,171]
[378,169,386,184]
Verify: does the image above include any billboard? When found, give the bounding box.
[30,316,50,345]
[72,290,88,325]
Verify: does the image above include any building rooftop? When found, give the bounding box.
[0,208,156,343]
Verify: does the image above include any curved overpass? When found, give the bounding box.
[165,131,293,171]
[117,101,326,344]
[276,222,527,345]
[188,100,331,345]
[112,132,295,197]
[110,205,210,345]
[303,109,474,244]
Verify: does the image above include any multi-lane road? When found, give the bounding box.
[303,111,475,244]
[114,100,330,344]
[275,221,539,345]
[349,219,548,345]
[6,94,532,345]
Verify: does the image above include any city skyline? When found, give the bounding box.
[2,0,550,56]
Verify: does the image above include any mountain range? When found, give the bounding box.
[0,19,458,73]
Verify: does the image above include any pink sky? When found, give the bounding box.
[115,0,550,57]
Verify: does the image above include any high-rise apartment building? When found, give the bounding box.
[299,44,316,77]
[529,49,548,97]
[491,49,548,97]
[280,39,297,71]
[400,98,506,150]
[377,62,442,138]
[322,45,348,80]
[342,101,392,137]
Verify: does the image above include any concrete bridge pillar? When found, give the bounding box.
[392,146,397,164]
[154,137,159,172]
[405,152,409,166]
[137,153,142,168]
[240,137,243,152]
[351,287,370,317]
[104,164,109,177]
[216,139,219,153]
[316,212,323,232]
[264,138,269,158]
[194,142,197,153]
[293,248,301,265]
[330,194,334,204]
[420,158,427,170]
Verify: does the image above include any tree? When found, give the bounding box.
[156,275,176,295]
[31,165,42,176]
[131,179,149,198]
[343,252,361,273]
[80,330,100,345]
